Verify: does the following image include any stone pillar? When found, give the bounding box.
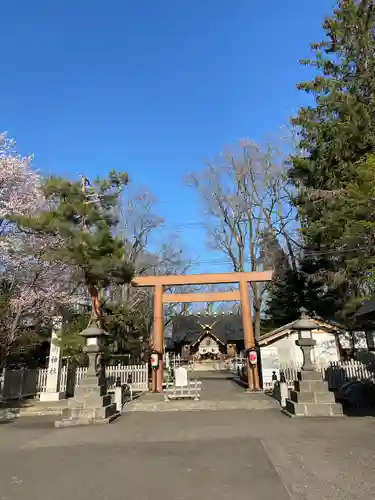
[300,343,315,371]
[153,284,164,393]
[40,316,65,402]
[239,279,259,390]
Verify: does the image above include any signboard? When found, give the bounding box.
[261,347,280,371]
[261,347,280,384]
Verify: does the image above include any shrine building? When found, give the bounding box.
[170,312,244,360]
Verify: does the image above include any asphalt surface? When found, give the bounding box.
[0,373,374,499]
[0,409,374,500]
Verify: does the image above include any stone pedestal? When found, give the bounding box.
[54,371,119,428]
[40,391,65,402]
[284,370,343,417]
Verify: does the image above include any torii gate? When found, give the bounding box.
[132,270,273,393]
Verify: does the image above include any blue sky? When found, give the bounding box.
[1,1,333,271]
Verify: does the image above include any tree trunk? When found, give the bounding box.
[87,283,102,327]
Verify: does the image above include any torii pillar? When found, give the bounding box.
[239,279,259,391]
[152,284,164,393]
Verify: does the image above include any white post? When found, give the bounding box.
[40,316,65,402]
[114,386,123,413]
[280,382,289,408]
[165,351,170,370]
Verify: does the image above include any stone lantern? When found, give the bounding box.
[283,308,343,418]
[80,324,109,378]
[293,308,319,372]
[55,323,119,428]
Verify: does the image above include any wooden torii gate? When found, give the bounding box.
[132,270,273,393]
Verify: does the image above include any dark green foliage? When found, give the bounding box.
[11,171,134,318]
[104,304,148,361]
[290,0,375,199]
[330,154,375,308]
[287,0,375,320]
[264,272,305,329]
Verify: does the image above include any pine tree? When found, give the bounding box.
[289,0,375,316]
[335,154,375,302]
[11,171,134,327]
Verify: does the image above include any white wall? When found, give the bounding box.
[261,329,340,368]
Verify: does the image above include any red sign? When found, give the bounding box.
[151,353,159,369]
[249,350,257,365]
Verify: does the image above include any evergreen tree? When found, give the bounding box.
[11,171,134,327]
[289,0,375,317]
[334,154,375,305]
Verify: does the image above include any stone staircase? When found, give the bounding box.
[126,391,280,412]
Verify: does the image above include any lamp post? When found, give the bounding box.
[293,308,319,372]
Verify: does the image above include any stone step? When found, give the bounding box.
[61,402,117,420]
[74,385,107,397]
[55,413,120,428]
[127,396,280,412]
[0,399,68,417]
[294,380,329,393]
[68,394,112,408]
[290,390,335,404]
[298,371,324,382]
[285,399,343,417]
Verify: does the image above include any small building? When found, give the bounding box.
[171,313,244,360]
[258,317,345,372]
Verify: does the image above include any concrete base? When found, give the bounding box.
[284,370,343,417]
[39,391,65,402]
[54,372,119,428]
[55,412,120,428]
[281,407,344,418]
[193,360,226,371]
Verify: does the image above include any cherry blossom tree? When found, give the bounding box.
[0,133,76,362]
[0,133,43,233]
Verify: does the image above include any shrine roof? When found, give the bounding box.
[355,297,375,318]
[258,317,346,346]
[171,314,243,345]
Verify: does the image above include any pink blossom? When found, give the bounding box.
[0,133,82,355]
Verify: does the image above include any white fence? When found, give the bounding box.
[1,364,149,400]
[262,360,375,391]
[166,353,182,369]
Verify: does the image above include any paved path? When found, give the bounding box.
[128,370,279,411]
[0,408,374,499]
[196,370,247,400]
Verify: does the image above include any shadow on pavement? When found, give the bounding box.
[230,376,248,389]
[9,416,56,429]
[342,404,375,417]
